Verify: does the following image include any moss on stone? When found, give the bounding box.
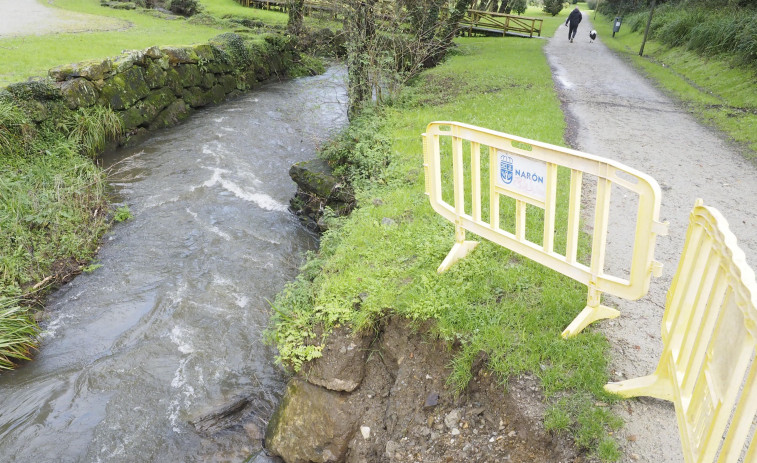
[160,46,199,65]
[149,99,191,130]
[217,74,237,94]
[59,78,99,110]
[98,66,150,110]
[144,61,168,89]
[121,87,176,130]
[165,68,184,97]
[49,59,113,82]
[175,64,203,88]
[200,72,217,90]
[181,86,211,108]
[209,84,227,105]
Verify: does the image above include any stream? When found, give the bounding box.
[0,67,347,462]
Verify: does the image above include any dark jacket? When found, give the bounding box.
[566,8,582,26]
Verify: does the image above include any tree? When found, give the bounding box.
[543,0,564,16]
[287,0,306,36]
[343,0,473,118]
[510,0,528,14]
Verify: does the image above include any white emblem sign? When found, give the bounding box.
[496,150,547,203]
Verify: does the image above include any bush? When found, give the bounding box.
[626,4,757,67]
[168,0,199,16]
[543,0,564,16]
[586,0,598,10]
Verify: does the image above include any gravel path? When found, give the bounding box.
[0,0,128,39]
[545,12,757,463]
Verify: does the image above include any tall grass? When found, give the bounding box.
[0,297,38,370]
[626,4,757,66]
[0,90,121,369]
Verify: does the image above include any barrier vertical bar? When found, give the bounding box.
[437,134,478,272]
[565,169,582,264]
[562,175,620,338]
[489,146,500,230]
[543,163,558,254]
[720,363,756,461]
[471,142,482,223]
[515,201,526,241]
[452,135,464,218]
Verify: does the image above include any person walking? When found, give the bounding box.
[565,7,582,43]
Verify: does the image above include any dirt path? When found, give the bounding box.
[545,12,757,463]
[0,0,128,39]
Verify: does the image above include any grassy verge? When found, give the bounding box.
[591,10,757,159]
[267,11,623,462]
[0,85,122,367]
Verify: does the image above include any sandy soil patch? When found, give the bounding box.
[0,0,129,39]
[545,12,757,463]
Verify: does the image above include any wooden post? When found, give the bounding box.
[639,0,656,56]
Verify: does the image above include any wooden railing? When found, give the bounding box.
[460,9,543,37]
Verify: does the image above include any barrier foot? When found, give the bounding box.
[437,241,479,273]
[561,304,620,338]
[604,374,673,401]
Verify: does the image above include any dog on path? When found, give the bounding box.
[589,29,597,43]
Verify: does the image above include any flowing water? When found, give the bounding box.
[0,68,347,462]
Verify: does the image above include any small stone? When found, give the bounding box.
[427,415,434,427]
[444,409,463,429]
[627,434,638,442]
[630,453,641,461]
[489,437,495,443]
[424,392,439,408]
[381,217,396,227]
[450,428,460,436]
[507,430,517,437]
[385,440,400,458]
[360,426,371,440]
[425,374,432,380]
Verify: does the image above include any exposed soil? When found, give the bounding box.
[265,317,585,463]
[0,0,129,39]
[545,13,757,463]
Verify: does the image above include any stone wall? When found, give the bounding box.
[3,33,297,141]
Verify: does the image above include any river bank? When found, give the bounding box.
[0,62,348,461]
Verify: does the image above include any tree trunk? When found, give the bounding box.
[346,0,376,119]
[287,0,305,36]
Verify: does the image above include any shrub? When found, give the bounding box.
[168,0,199,16]
[543,0,564,16]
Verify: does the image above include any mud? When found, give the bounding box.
[545,13,757,463]
[266,317,583,463]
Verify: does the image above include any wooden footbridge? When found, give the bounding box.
[234,1,543,38]
[460,9,543,37]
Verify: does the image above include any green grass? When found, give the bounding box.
[592,11,757,158]
[0,89,119,368]
[0,296,39,370]
[0,0,303,87]
[0,0,340,87]
[268,15,623,460]
[199,0,290,25]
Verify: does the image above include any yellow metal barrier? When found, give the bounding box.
[606,200,757,463]
[422,121,668,337]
